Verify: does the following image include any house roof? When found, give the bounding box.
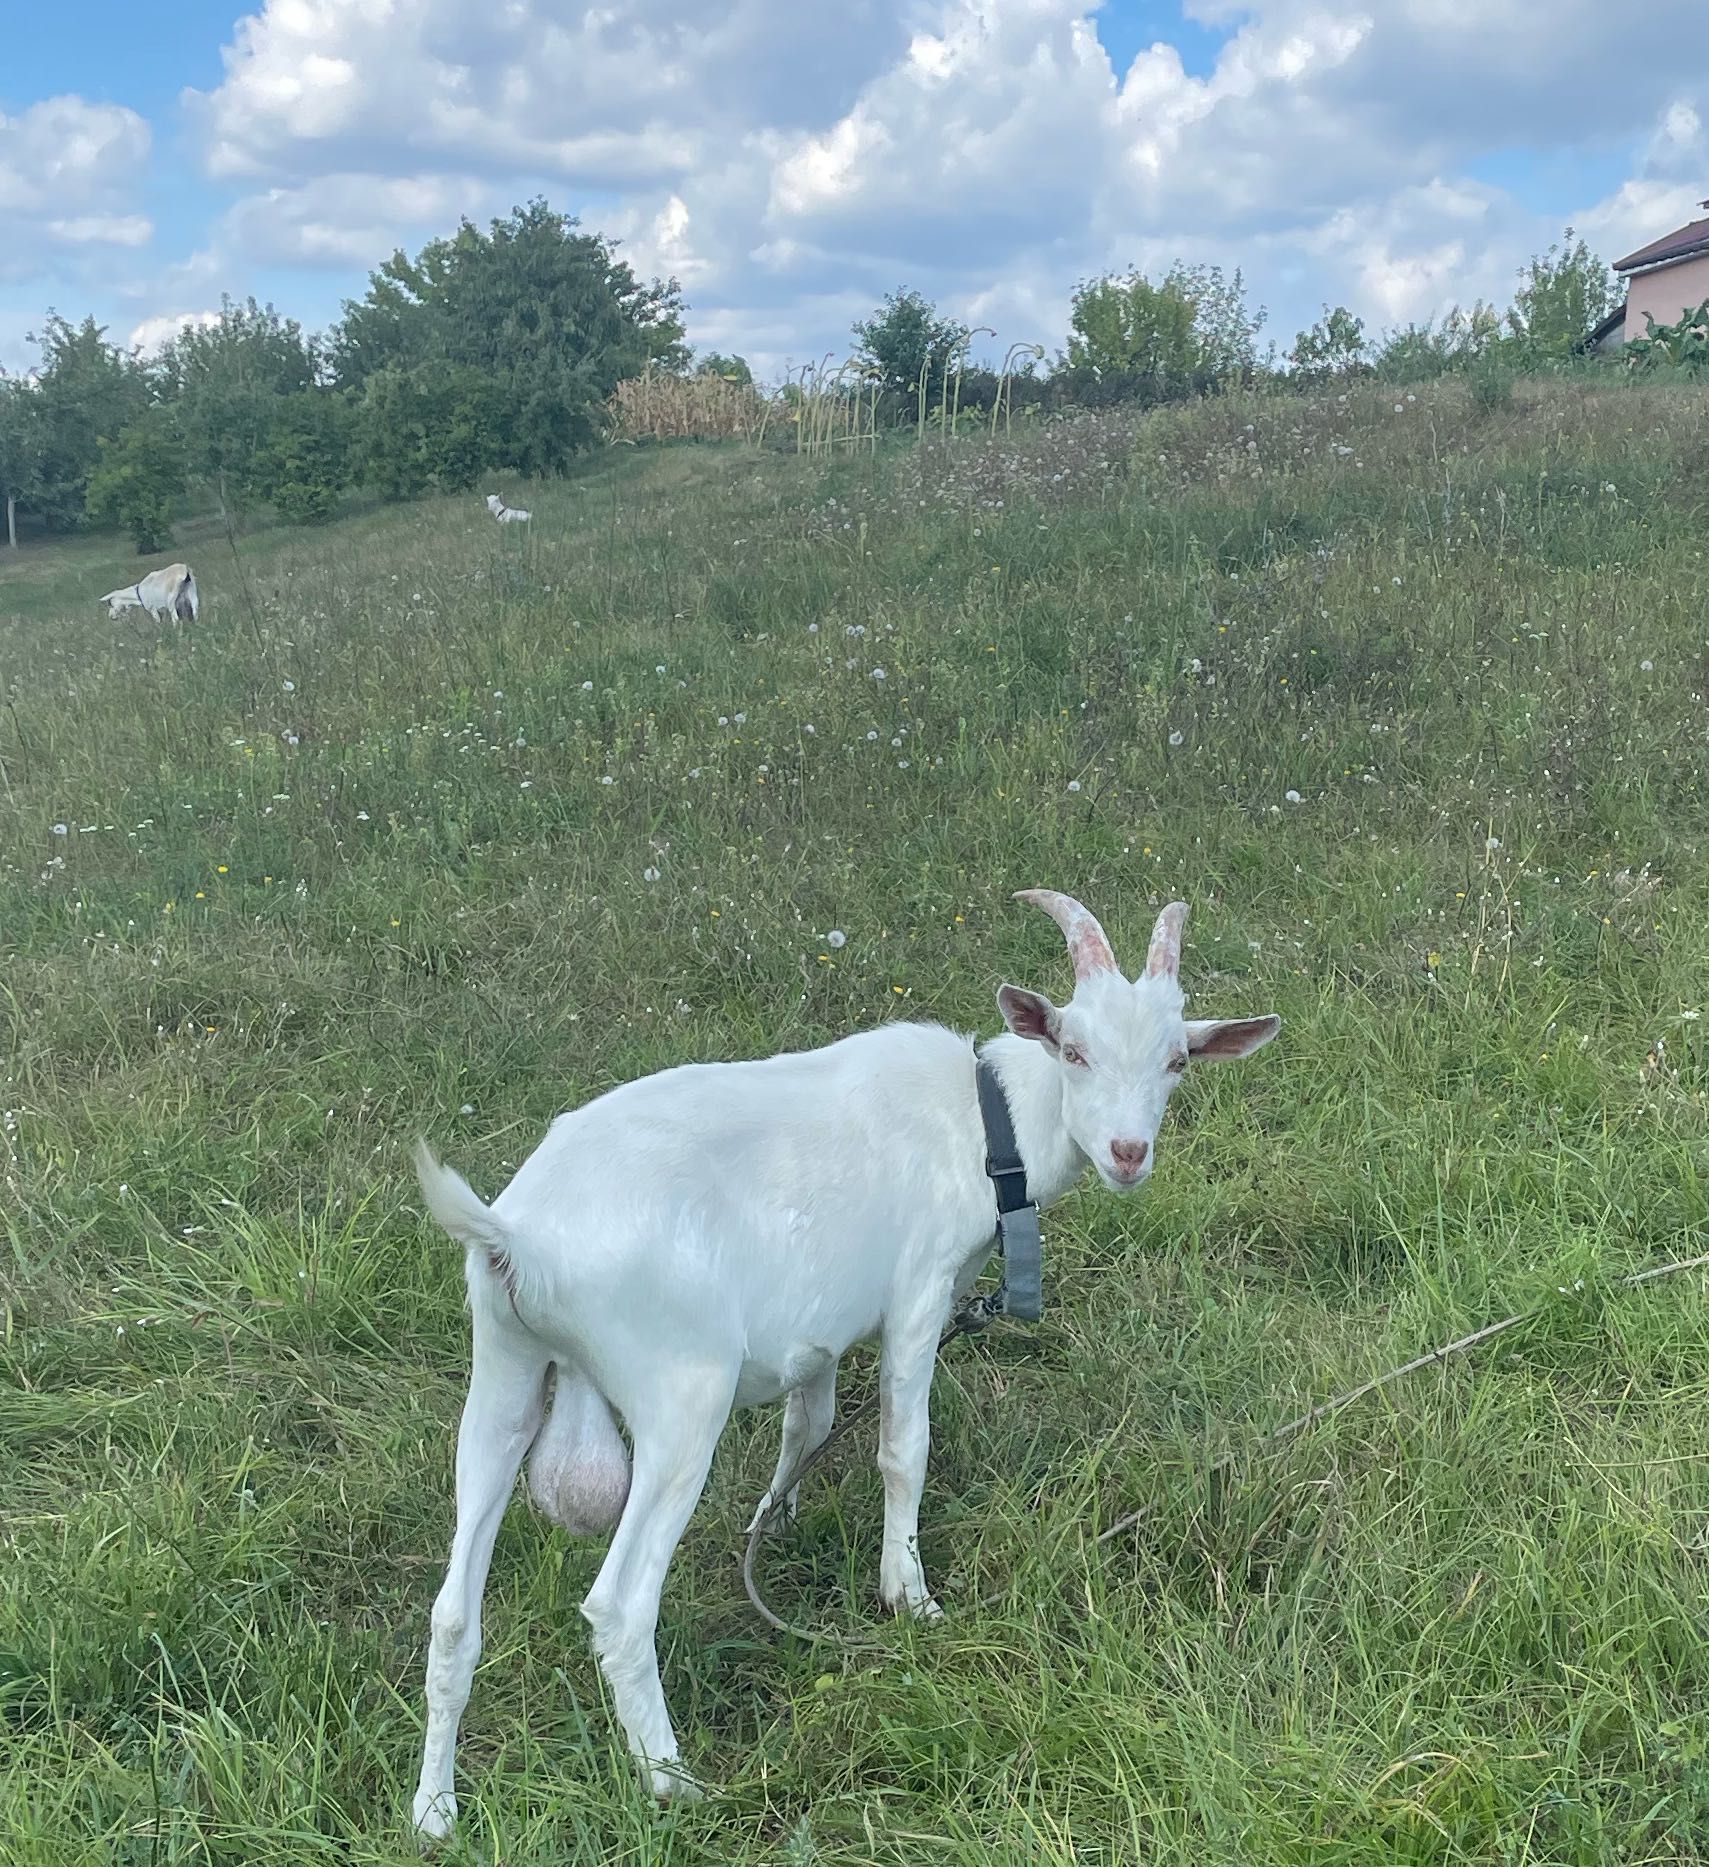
[1578,302,1628,352]
[1614,210,1709,275]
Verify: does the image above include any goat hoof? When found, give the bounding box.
[650,1761,704,1803]
[882,1588,944,1621]
[412,1788,456,1846]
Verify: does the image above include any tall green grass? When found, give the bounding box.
[2,376,1708,1863]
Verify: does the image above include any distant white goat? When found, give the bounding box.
[100,562,198,623]
[409,890,1278,1838]
[485,493,531,524]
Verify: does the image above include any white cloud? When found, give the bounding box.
[224,173,496,268]
[152,0,1709,375]
[129,310,224,357]
[0,96,153,282]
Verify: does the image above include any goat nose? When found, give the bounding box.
[1110,1138,1149,1172]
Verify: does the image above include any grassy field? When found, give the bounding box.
[3,376,1709,1865]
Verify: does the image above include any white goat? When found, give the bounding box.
[485,493,531,524]
[100,562,199,623]
[409,890,1278,1838]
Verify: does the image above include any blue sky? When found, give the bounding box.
[4,2,1705,377]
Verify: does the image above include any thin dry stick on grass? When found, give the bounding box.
[742,1252,1709,1643]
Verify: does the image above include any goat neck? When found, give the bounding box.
[977,1031,1086,1211]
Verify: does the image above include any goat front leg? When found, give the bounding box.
[413,1314,548,1844]
[746,1361,837,1533]
[876,1281,952,1618]
[580,1364,737,1800]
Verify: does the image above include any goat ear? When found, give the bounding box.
[1186,1014,1280,1061]
[997,984,1061,1050]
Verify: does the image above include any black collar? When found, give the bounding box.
[975,1049,1043,1321]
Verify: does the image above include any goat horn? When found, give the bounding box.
[1144,901,1189,979]
[1014,889,1118,981]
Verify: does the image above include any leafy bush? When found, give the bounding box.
[84,407,185,553]
[1626,299,1709,374]
[255,391,350,523]
[1371,303,1504,381]
[1288,305,1369,381]
[12,315,150,531]
[352,363,509,499]
[1061,262,1264,404]
[332,200,684,475]
[1507,229,1618,360]
[694,352,754,385]
[156,297,320,517]
[852,289,970,409]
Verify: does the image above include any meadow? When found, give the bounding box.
[3,375,1708,1865]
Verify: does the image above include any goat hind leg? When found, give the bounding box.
[581,1369,736,1800]
[747,1362,837,1533]
[412,1318,547,1844]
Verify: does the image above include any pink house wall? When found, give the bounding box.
[1624,251,1709,341]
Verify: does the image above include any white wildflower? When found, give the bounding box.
[827,929,847,949]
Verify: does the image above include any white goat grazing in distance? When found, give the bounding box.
[409,890,1279,1838]
[100,562,199,623]
[485,492,531,524]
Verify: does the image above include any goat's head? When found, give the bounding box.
[998,889,1278,1192]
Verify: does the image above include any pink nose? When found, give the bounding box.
[1110,1138,1149,1175]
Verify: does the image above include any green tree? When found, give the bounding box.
[1288,305,1368,380]
[254,391,350,523]
[156,297,320,515]
[1507,229,1617,358]
[695,351,754,384]
[331,200,685,475]
[85,407,185,553]
[18,314,149,530]
[1372,302,1504,381]
[0,374,37,547]
[851,289,970,407]
[1063,263,1264,402]
[351,362,508,499]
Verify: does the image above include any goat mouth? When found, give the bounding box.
[1101,1165,1149,1191]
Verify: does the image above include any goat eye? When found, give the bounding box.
[1167,1054,1188,1075]
[1062,1045,1088,1068]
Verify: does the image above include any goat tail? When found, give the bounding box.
[413,1139,528,1301]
